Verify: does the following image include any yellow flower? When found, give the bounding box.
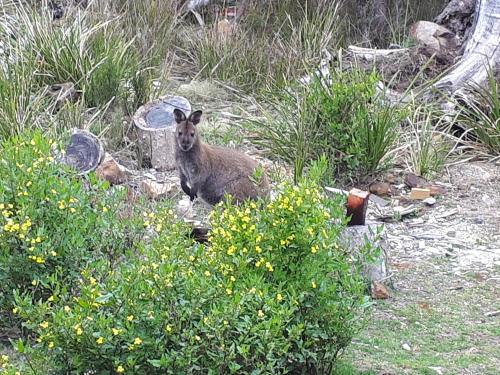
[311,245,319,254]
[69,207,76,213]
[204,271,211,277]
[31,280,37,286]
[64,305,71,312]
[2,354,9,361]
[39,321,49,329]
[189,255,195,262]
[12,307,18,314]
[255,245,262,253]
[76,327,83,335]
[102,206,108,213]
[89,277,97,285]
[195,335,201,341]
[112,328,121,336]
[277,293,283,302]
[133,337,142,345]
[48,341,54,348]
[223,320,229,325]
[230,276,236,282]
[226,288,232,295]
[48,295,55,302]
[51,251,58,257]
[165,324,172,332]
[311,281,317,289]
[127,315,134,322]
[96,337,105,345]
[257,310,264,318]
[116,365,125,373]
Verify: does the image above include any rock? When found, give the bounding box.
[140,179,173,200]
[95,153,130,185]
[409,21,459,63]
[429,185,446,196]
[404,173,429,189]
[402,343,412,351]
[422,197,436,206]
[371,281,391,299]
[340,224,389,285]
[369,181,391,196]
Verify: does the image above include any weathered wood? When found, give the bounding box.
[61,129,104,175]
[347,45,411,62]
[340,224,390,285]
[133,95,191,171]
[431,0,500,93]
[434,0,476,42]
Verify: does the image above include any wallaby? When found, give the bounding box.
[173,108,269,205]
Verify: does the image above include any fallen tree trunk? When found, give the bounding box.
[431,0,500,94]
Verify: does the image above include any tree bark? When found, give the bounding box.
[431,0,500,94]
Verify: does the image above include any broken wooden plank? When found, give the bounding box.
[410,188,431,200]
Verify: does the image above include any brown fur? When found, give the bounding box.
[173,109,269,205]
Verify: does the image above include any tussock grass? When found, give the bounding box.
[457,70,500,156]
[184,0,342,93]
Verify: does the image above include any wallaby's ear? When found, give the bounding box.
[189,110,203,126]
[174,108,186,124]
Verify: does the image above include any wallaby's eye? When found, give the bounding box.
[178,131,182,136]
[190,132,195,137]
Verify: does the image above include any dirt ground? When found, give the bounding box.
[346,161,500,375]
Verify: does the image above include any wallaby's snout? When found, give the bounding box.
[174,109,202,152]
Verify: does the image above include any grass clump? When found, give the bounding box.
[184,0,342,93]
[12,179,372,374]
[457,71,500,155]
[405,105,451,178]
[249,67,407,183]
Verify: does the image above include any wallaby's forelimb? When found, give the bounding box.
[180,172,197,201]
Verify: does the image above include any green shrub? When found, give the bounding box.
[249,68,407,183]
[0,132,143,326]
[14,181,371,374]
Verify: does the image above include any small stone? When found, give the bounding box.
[402,343,412,351]
[405,173,429,189]
[95,153,130,185]
[140,179,173,200]
[371,281,390,299]
[429,185,446,196]
[447,231,456,238]
[369,181,391,196]
[423,197,436,206]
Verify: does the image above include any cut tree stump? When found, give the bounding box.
[61,129,104,175]
[133,95,191,171]
[340,223,390,286]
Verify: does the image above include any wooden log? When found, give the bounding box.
[133,95,191,171]
[346,188,370,226]
[61,129,104,175]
